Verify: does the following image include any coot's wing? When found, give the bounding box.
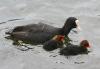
[11,32,29,40]
[10,30,58,44]
[27,23,59,33]
[12,23,58,33]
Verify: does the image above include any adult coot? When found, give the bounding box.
[5,17,81,45]
[60,40,91,56]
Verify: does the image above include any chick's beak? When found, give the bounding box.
[87,46,92,52]
[75,20,81,31]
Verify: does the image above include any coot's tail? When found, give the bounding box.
[5,31,13,39]
[5,32,11,35]
[5,31,12,35]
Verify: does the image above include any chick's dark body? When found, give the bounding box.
[60,43,88,56]
[43,40,63,51]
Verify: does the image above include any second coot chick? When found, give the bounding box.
[43,35,65,51]
[60,40,91,56]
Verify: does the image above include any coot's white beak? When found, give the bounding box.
[75,20,81,31]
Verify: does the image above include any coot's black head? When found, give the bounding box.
[65,17,80,29]
[61,17,81,35]
[65,17,77,28]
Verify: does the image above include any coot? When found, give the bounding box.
[60,40,91,56]
[5,17,81,45]
[43,35,64,51]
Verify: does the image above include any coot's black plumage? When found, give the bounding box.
[6,17,80,45]
[43,35,64,51]
[60,40,91,56]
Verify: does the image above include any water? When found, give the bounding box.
[0,0,100,69]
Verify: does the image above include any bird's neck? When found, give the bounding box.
[80,46,88,52]
[60,26,72,36]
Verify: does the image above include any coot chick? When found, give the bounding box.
[5,17,81,45]
[60,40,91,56]
[43,35,64,51]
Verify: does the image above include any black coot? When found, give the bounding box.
[5,17,80,45]
[43,35,64,51]
[60,40,91,56]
